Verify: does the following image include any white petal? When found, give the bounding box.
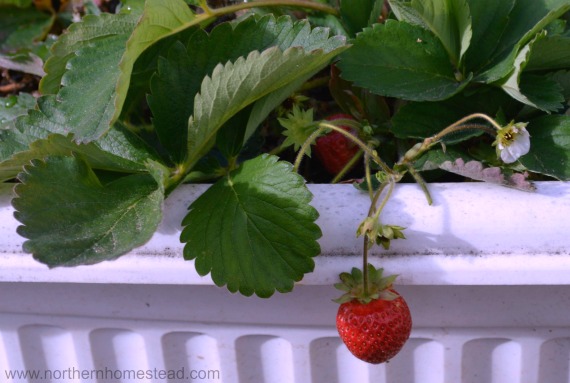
[500,129,530,163]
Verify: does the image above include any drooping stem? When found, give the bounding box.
[293,126,325,172]
[364,152,374,201]
[399,114,501,166]
[362,179,394,295]
[293,122,392,174]
[407,165,433,205]
[362,235,370,296]
[201,0,339,17]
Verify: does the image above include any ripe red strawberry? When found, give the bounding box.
[335,265,412,364]
[314,114,359,174]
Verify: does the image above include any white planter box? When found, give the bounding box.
[1,181,569,382]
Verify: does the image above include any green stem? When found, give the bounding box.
[203,0,339,16]
[362,180,394,296]
[407,165,432,205]
[321,122,392,173]
[364,152,374,201]
[363,235,370,296]
[331,150,363,183]
[372,180,394,222]
[400,114,501,165]
[298,76,330,92]
[293,126,325,172]
[293,122,391,174]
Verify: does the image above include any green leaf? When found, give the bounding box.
[0,6,53,53]
[519,115,570,180]
[114,0,197,130]
[29,125,164,173]
[526,35,570,71]
[476,0,570,83]
[0,93,36,130]
[409,0,472,66]
[550,70,570,98]
[500,33,564,112]
[38,14,139,142]
[0,0,33,6]
[337,21,470,102]
[215,105,252,160]
[149,15,346,162]
[388,0,428,28]
[519,74,565,112]
[40,13,138,95]
[0,128,39,182]
[148,41,196,163]
[181,154,321,297]
[59,35,133,142]
[340,0,382,36]
[463,0,515,73]
[186,43,347,169]
[492,0,570,59]
[13,156,164,267]
[1,95,164,181]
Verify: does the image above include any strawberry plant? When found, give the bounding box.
[1,0,570,364]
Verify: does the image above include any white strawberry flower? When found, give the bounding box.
[494,121,530,163]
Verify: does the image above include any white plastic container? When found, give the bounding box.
[1,181,569,383]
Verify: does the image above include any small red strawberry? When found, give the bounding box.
[335,264,412,364]
[314,114,360,174]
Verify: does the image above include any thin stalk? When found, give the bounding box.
[407,165,433,205]
[364,152,374,201]
[319,123,393,174]
[399,115,501,166]
[362,179,394,296]
[362,235,370,296]
[372,180,394,222]
[293,126,325,172]
[293,122,392,174]
[203,0,339,16]
[331,150,363,184]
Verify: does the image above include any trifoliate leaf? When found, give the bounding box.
[181,154,321,297]
[338,21,471,101]
[13,156,164,267]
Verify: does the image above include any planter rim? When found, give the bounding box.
[1,181,569,286]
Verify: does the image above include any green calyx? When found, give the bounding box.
[333,264,399,304]
[357,217,406,250]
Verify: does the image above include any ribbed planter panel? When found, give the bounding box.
[1,182,569,382]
